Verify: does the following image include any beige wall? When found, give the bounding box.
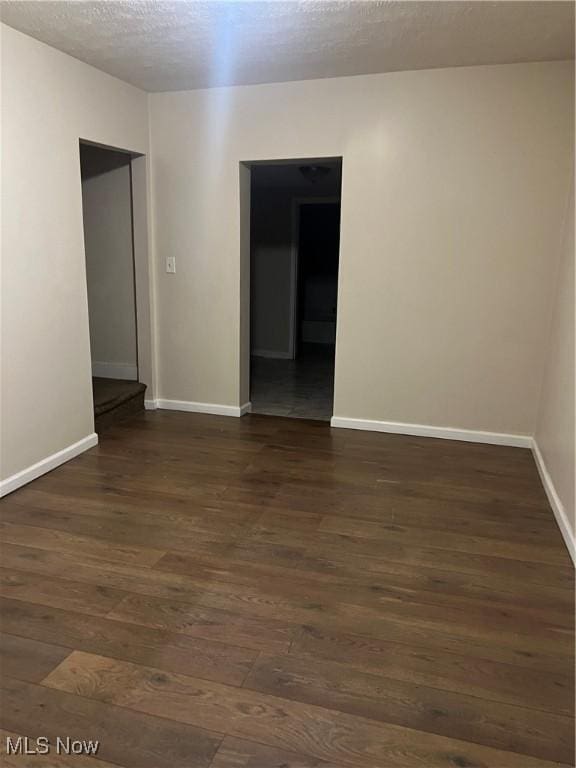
[0,24,149,480]
[535,178,575,538]
[149,62,573,434]
[82,163,138,377]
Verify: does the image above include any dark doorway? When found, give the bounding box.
[296,202,341,355]
[249,159,342,420]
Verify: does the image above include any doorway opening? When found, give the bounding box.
[79,142,146,429]
[248,159,342,420]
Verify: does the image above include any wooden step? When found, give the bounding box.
[92,378,146,431]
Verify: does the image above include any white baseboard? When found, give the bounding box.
[532,439,575,566]
[0,433,98,498]
[92,361,138,380]
[144,399,158,410]
[330,416,532,448]
[252,349,293,360]
[240,402,252,416]
[153,399,245,417]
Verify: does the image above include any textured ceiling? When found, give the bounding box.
[1,1,574,92]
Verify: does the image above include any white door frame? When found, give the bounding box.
[289,196,340,359]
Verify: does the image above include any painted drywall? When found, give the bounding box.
[149,62,573,436]
[82,160,138,377]
[0,23,150,481]
[535,178,575,538]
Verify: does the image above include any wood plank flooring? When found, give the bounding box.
[0,411,573,767]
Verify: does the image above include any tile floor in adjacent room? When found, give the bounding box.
[250,343,335,421]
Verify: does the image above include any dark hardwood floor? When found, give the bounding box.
[0,411,573,768]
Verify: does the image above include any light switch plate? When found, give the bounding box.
[166,256,176,273]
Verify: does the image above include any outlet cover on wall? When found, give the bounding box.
[166,256,176,273]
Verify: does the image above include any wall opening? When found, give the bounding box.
[240,158,342,421]
[79,141,152,429]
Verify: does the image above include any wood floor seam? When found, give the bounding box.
[1,411,572,768]
[241,654,575,757]
[38,650,573,768]
[92,581,574,674]
[249,652,575,716]
[30,672,229,744]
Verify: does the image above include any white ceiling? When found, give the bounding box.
[1,1,574,93]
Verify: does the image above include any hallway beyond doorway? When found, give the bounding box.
[250,343,335,421]
[247,158,342,421]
